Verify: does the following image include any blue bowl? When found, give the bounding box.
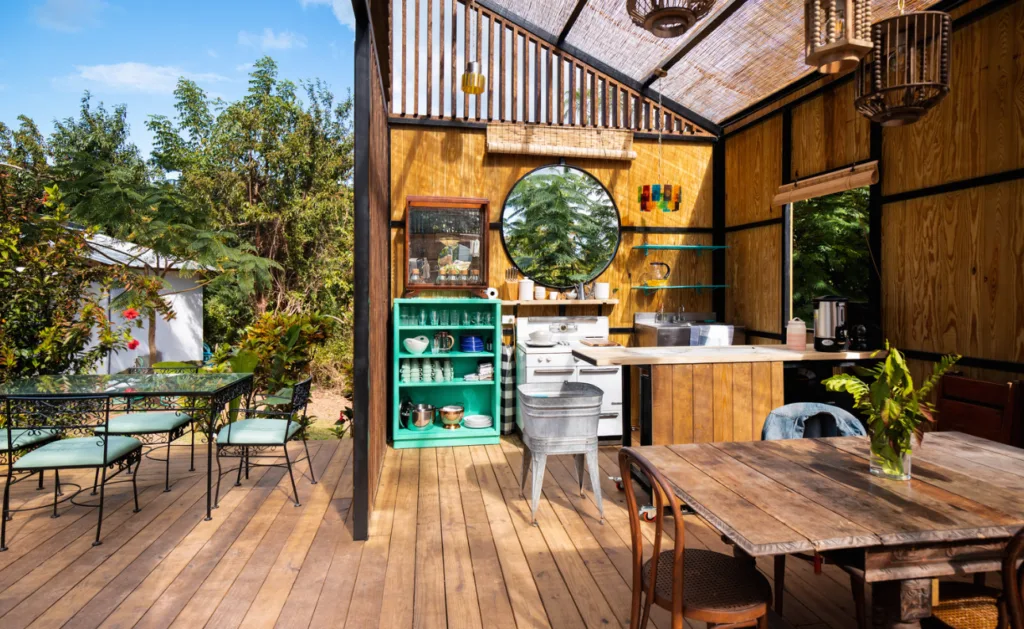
[459,335,484,352]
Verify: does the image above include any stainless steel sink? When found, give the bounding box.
[633,312,735,347]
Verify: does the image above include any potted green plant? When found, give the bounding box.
[823,342,959,480]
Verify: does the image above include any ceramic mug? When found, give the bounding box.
[534,286,546,300]
[593,282,610,299]
[548,291,559,300]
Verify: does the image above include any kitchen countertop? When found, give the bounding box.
[572,344,884,366]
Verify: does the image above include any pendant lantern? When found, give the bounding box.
[627,0,716,38]
[854,8,951,126]
[804,0,873,74]
[460,61,485,96]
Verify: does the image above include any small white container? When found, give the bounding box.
[786,318,807,351]
[593,282,610,300]
[534,285,546,300]
[518,278,534,301]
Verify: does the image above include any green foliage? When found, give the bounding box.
[503,166,618,288]
[823,343,959,476]
[0,188,166,383]
[146,57,355,388]
[226,311,333,393]
[792,187,872,321]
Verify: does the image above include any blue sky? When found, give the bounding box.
[0,0,357,159]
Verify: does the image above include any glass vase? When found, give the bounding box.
[869,447,912,481]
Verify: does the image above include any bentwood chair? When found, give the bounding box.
[96,365,201,493]
[214,377,315,508]
[619,447,773,629]
[1006,528,1024,629]
[2,396,143,551]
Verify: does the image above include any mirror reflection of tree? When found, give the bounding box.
[502,166,618,288]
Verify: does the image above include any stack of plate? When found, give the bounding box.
[460,335,484,352]
[463,414,493,429]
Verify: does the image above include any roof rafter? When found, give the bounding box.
[641,0,752,90]
[557,0,589,46]
[473,0,722,135]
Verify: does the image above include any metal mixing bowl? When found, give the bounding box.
[439,404,464,429]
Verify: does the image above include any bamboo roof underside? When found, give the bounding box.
[480,0,936,124]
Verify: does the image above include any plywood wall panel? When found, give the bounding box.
[790,79,870,180]
[725,225,782,333]
[882,0,1024,195]
[882,179,1024,364]
[724,116,783,227]
[390,126,715,332]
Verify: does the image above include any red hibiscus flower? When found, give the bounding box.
[122,308,140,320]
[127,338,140,350]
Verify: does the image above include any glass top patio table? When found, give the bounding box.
[0,372,254,521]
[0,372,253,397]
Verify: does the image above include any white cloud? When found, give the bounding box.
[36,0,108,33]
[237,28,307,51]
[299,0,355,31]
[207,49,218,58]
[235,63,253,72]
[56,62,229,95]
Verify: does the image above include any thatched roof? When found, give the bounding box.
[480,0,935,124]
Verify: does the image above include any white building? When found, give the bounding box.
[86,234,205,374]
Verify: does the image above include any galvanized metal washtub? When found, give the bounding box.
[517,382,605,524]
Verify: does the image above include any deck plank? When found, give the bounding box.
[437,448,483,629]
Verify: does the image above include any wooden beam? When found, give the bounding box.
[557,0,588,47]
[641,0,751,89]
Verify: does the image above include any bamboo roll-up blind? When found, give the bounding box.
[389,0,712,136]
[771,161,879,206]
[486,124,637,160]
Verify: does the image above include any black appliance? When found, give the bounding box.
[812,296,848,352]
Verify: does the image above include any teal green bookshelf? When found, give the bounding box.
[392,298,502,449]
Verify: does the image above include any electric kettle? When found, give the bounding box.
[639,262,672,287]
[812,296,848,352]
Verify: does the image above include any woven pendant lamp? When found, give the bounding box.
[854,4,951,126]
[627,0,716,38]
[461,61,485,96]
[804,0,873,74]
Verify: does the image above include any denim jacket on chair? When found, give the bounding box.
[761,402,866,441]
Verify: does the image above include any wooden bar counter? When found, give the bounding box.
[572,345,883,446]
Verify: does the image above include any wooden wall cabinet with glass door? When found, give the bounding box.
[403,197,490,298]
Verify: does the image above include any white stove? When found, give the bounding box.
[515,317,622,438]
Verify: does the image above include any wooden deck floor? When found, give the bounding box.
[0,438,861,629]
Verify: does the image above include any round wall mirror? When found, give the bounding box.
[500,164,621,289]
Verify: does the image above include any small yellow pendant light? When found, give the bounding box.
[461,60,485,96]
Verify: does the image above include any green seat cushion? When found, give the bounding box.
[13,436,142,470]
[216,419,300,445]
[96,411,193,435]
[0,429,60,452]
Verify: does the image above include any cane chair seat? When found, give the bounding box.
[0,428,60,452]
[216,419,301,445]
[643,548,773,620]
[95,411,193,435]
[13,436,142,469]
[923,582,1004,629]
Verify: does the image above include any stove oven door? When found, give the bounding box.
[577,365,622,437]
[524,366,577,383]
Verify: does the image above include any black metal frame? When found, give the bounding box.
[2,395,143,551]
[498,162,623,290]
[711,141,727,321]
[214,378,317,509]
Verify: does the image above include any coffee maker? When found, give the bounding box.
[812,296,848,352]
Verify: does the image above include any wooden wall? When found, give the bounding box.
[390,126,716,343]
[722,0,1024,382]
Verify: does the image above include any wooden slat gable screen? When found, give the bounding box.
[391,0,711,137]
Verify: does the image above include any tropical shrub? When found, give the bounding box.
[219,311,333,394]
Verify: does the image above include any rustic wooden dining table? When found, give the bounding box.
[635,431,1024,629]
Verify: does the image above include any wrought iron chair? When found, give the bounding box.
[214,377,316,508]
[2,395,142,551]
[619,447,773,629]
[94,365,201,493]
[1006,528,1024,629]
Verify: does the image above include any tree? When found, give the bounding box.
[791,186,872,321]
[503,166,618,288]
[146,57,355,386]
[0,187,167,383]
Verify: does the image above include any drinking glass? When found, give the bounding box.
[483,312,492,325]
[430,309,439,326]
[440,310,449,326]
[461,311,470,326]
[472,312,482,325]
[418,308,427,325]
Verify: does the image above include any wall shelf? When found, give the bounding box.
[398,378,495,387]
[632,244,728,257]
[501,299,618,306]
[632,284,730,295]
[397,350,498,359]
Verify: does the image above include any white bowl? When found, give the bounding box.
[529,331,553,343]
[402,336,430,355]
